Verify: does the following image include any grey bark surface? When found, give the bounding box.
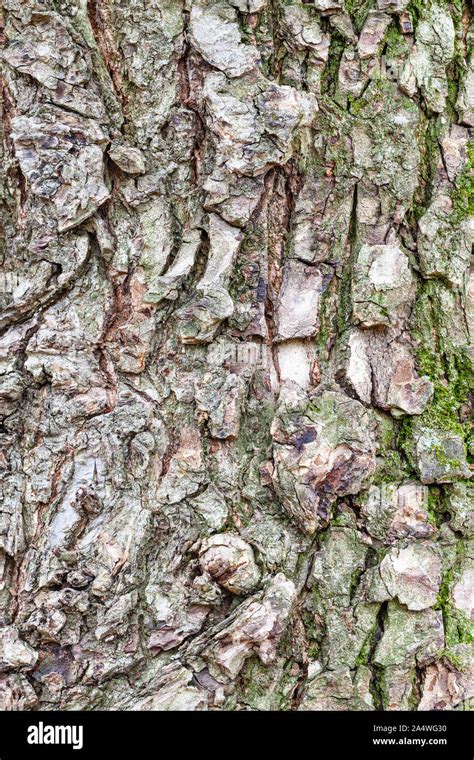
[0,0,473,711]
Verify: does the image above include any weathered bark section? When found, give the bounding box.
[0,0,472,711]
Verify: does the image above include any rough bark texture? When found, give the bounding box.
[0,0,473,712]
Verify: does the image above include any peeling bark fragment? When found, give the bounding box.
[155,427,204,505]
[0,485,25,558]
[456,60,474,126]
[277,340,315,390]
[452,563,474,620]
[0,627,38,671]
[374,603,444,668]
[361,482,436,543]
[377,543,442,611]
[309,525,379,669]
[409,424,471,484]
[148,605,211,653]
[408,4,455,113]
[352,243,415,328]
[199,533,261,594]
[147,230,201,303]
[378,665,418,711]
[347,329,433,417]
[311,526,367,603]
[95,592,138,642]
[204,173,265,227]
[274,260,328,341]
[440,126,469,183]
[418,647,474,711]
[108,142,146,175]
[11,108,109,232]
[197,573,296,680]
[338,49,368,98]
[281,5,330,59]
[176,287,235,345]
[194,368,245,439]
[270,389,376,534]
[203,73,317,177]
[23,606,67,645]
[444,484,474,537]
[0,674,38,711]
[346,330,372,403]
[4,12,89,88]
[417,195,473,287]
[299,666,374,711]
[190,487,229,531]
[119,663,208,711]
[189,1,260,78]
[198,214,243,291]
[290,170,353,264]
[358,12,391,60]
[2,11,106,120]
[24,257,112,394]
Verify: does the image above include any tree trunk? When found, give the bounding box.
[1,0,473,711]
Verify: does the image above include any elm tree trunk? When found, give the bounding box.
[0,0,473,711]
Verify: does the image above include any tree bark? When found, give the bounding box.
[0,0,473,711]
